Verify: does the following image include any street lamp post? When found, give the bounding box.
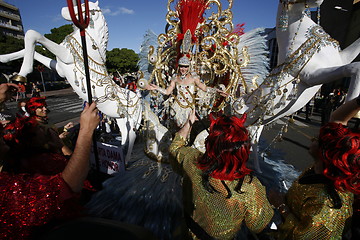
[37,65,46,93]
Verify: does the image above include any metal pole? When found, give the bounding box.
[80,32,92,104]
[67,0,100,172]
[40,71,46,93]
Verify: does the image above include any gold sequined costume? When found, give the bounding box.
[169,133,274,239]
[278,167,353,240]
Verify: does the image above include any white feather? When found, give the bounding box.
[237,28,270,90]
[138,29,158,79]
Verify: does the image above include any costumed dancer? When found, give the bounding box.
[146,55,212,128]
[276,96,360,239]
[142,0,231,132]
[169,109,274,239]
[146,55,227,129]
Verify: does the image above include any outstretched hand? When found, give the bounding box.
[79,102,100,133]
[146,83,158,91]
[64,121,74,130]
[0,83,20,104]
[216,88,229,98]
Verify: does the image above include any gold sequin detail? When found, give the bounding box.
[278,167,353,240]
[170,133,274,239]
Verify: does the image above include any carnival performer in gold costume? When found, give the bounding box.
[277,95,360,239]
[169,110,274,239]
[146,55,219,128]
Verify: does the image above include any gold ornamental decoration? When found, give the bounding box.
[147,0,244,112]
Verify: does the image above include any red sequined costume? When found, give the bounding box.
[0,173,76,239]
[0,97,82,239]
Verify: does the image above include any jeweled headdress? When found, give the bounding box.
[178,55,190,66]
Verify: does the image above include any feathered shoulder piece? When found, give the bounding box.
[138,29,159,80]
[237,28,270,93]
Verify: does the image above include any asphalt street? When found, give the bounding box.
[259,112,320,172]
[260,109,359,172]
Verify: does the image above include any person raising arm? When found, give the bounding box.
[170,110,274,239]
[277,96,360,240]
[61,102,99,192]
[0,82,100,239]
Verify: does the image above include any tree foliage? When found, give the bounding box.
[45,24,74,44]
[0,33,24,54]
[0,33,24,71]
[35,24,74,60]
[106,48,139,74]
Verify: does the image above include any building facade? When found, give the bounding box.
[0,0,24,39]
[320,0,360,92]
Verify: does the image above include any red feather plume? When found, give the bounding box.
[176,0,208,42]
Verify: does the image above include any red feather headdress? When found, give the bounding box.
[25,97,47,116]
[176,0,208,43]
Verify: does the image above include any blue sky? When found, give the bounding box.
[5,0,278,52]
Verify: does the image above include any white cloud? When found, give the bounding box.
[119,7,134,15]
[102,8,112,15]
[102,7,134,16]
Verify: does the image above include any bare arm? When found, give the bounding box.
[147,80,175,95]
[194,77,207,92]
[165,80,176,94]
[194,78,229,97]
[329,97,360,125]
[61,102,99,192]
